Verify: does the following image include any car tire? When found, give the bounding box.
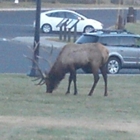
[83,26,94,33]
[41,24,52,33]
[107,57,121,74]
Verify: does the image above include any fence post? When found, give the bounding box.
[28,0,41,77]
[127,7,137,23]
[63,22,67,41]
[59,26,62,41]
[68,28,71,42]
[73,24,77,42]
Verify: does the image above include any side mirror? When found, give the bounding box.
[78,17,83,20]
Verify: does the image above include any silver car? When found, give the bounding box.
[76,30,140,74]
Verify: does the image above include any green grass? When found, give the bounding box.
[108,21,140,35]
[0,74,140,140]
[125,21,140,34]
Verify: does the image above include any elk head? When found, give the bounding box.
[33,70,54,93]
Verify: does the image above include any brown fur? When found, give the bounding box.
[45,42,109,96]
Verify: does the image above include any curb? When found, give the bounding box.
[12,36,66,48]
[0,6,137,11]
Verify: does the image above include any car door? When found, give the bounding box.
[134,37,140,67]
[47,11,66,31]
[119,36,139,67]
[65,12,85,32]
[99,36,118,55]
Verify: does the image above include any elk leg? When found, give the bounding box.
[66,73,73,94]
[88,72,99,96]
[73,71,77,95]
[66,71,77,95]
[100,64,108,96]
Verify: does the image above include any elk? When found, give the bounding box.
[30,42,109,96]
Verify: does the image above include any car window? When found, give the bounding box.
[134,37,140,47]
[99,36,119,46]
[119,36,136,47]
[75,35,99,44]
[65,12,79,19]
[47,12,65,18]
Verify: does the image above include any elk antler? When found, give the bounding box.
[24,43,54,85]
[23,54,47,85]
[36,55,52,69]
[41,44,54,68]
[42,44,54,55]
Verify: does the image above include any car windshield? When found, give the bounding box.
[76,35,99,44]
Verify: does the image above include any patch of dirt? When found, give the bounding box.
[0,115,140,135]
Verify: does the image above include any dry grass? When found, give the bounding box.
[0,0,139,9]
[0,74,140,139]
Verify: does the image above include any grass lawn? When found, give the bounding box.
[0,2,140,139]
[125,21,140,34]
[0,74,140,140]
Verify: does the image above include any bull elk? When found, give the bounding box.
[28,42,109,96]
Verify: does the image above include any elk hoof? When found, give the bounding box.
[46,92,52,94]
[88,93,92,96]
[74,92,77,95]
[65,92,70,95]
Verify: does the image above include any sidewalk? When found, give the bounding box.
[12,36,66,48]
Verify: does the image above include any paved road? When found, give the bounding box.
[1,9,140,38]
[0,11,35,38]
[1,36,140,74]
[0,38,63,74]
[0,9,131,38]
[0,40,30,73]
[0,9,140,74]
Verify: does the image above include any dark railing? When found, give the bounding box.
[67,19,79,42]
[56,18,69,41]
[56,18,79,42]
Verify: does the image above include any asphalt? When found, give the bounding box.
[0,36,66,74]
[12,36,67,48]
[1,6,140,74]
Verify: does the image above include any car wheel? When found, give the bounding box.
[107,57,121,74]
[83,26,94,33]
[41,24,52,33]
